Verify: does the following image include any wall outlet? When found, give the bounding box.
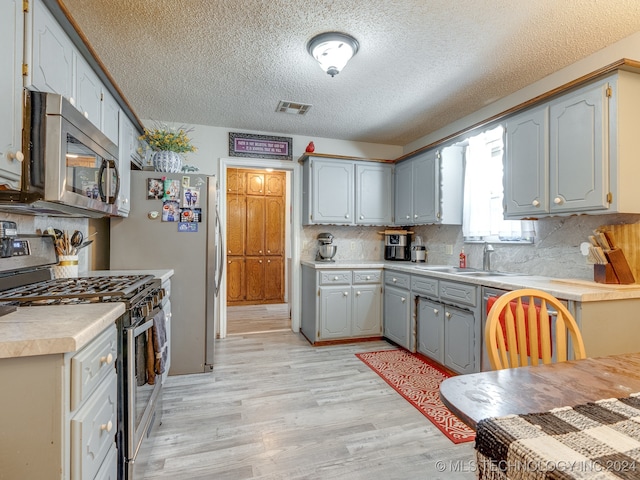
[350,241,357,251]
[445,244,453,255]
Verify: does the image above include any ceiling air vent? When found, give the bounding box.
[276,101,312,115]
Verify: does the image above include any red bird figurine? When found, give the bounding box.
[305,141,315,153]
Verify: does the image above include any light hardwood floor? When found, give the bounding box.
[227,303,291,335]
[142,332,476,479]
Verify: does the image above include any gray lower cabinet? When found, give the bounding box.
[414,275,480,374]
[301,265,382,343]
[383,270,412,350]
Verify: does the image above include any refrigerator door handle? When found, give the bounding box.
[214,208,224,296]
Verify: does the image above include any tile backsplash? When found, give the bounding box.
[302,214,640,281]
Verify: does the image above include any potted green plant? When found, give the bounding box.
[140,124,197,172]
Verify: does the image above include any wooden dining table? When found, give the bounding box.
[439,351,640,431]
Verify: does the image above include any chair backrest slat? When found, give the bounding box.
[485,288,586,370]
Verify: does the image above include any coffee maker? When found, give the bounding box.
[316,232,337,262]
[384,229,411,261]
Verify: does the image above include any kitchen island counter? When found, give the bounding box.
[0,303,125,359]
[301,260,640,302]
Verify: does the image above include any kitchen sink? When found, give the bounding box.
[413,265,524,277]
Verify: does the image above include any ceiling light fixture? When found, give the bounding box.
[307,32,359,77]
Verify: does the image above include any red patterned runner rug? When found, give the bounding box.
[356,349,475,444]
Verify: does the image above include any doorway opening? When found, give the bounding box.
[225,167,290,335]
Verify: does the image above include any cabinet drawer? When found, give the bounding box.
[439,280,477,307]
[94,443,117,480]
[71,371,117,480]
[70,325,117,411]
[411,275,438,298]
[384,271,410,289]
[319,270,352,285]
[353,269,381,284]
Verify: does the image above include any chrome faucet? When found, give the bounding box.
[483,243,495,271]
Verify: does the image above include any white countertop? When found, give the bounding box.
[301,260,640,302]
[0,303,125,359]
[86,269,174,283]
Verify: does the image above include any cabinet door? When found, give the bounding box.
[264,257,283,302]
[75,54,103,129]
[29,0,74,99]
[394,161,413,224]
[311,159,354,224]
[226,257,245,303]
[549,80,609,214]
[319,286,351,339]
[265,196,284,255]
[443,305,476,374]
[504,105,549,217]
[245,196,265,255]
[245,257,265,301]
[417,298,444,364]
[352,285,382,336]
[0,0,23,189]
[246,172,265,195]
[102,89,120,146]
[355,163,393,225]
[383,285,411,349]
[265,172,285,196]
[226,195,246,255]
[413,151,439,224]
[227,168,246,194]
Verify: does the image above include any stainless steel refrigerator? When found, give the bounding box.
[110,171,222,374]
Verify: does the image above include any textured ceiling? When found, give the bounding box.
[61,0,640,146]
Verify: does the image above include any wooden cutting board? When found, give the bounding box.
[599,223,640,283]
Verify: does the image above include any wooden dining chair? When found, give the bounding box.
[485,288,586,370]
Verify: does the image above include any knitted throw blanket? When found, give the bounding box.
[474,393,640,479]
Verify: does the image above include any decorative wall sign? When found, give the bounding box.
[229,132,292,161]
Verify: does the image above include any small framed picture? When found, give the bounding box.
[182,187,200,208]
[162,200,180,222]
[147,178,164,199]
[163,179,181,201]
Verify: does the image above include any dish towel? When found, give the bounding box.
[152,309,168,376]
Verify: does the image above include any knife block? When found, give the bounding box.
[594,264,619,284]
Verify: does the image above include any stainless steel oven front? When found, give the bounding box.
[122,292,164,479]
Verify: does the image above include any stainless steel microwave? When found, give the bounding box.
[0,90,120,217]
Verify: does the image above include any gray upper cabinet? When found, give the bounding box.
[302,155,392,225]
[504,105,549,217]
[0,0,24,190]
[505,71,640,218]
[394,150,438,225]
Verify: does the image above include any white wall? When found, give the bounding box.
[140,122,403,176]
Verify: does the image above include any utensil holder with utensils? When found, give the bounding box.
[53,254,78,278]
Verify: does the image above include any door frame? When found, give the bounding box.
[218,157,301,339]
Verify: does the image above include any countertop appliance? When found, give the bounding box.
[110,171,222,375]
[0,234,163,480]
[0,91,120,218]
[316,232,337,261]
[384,229,411,261]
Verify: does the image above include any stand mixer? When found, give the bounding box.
[316,232,337,262]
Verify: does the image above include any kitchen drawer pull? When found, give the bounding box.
[553,197,563,205]
[366,275,371,280]
[345,214,350,219]
[259,260,262,263]
[343,291,349,296]
[392,277,397,283]
[532,199,540,207]
[101,420,113,432]
[100,353,114,365]
[401,297,406,303]
[334,276,339,281]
